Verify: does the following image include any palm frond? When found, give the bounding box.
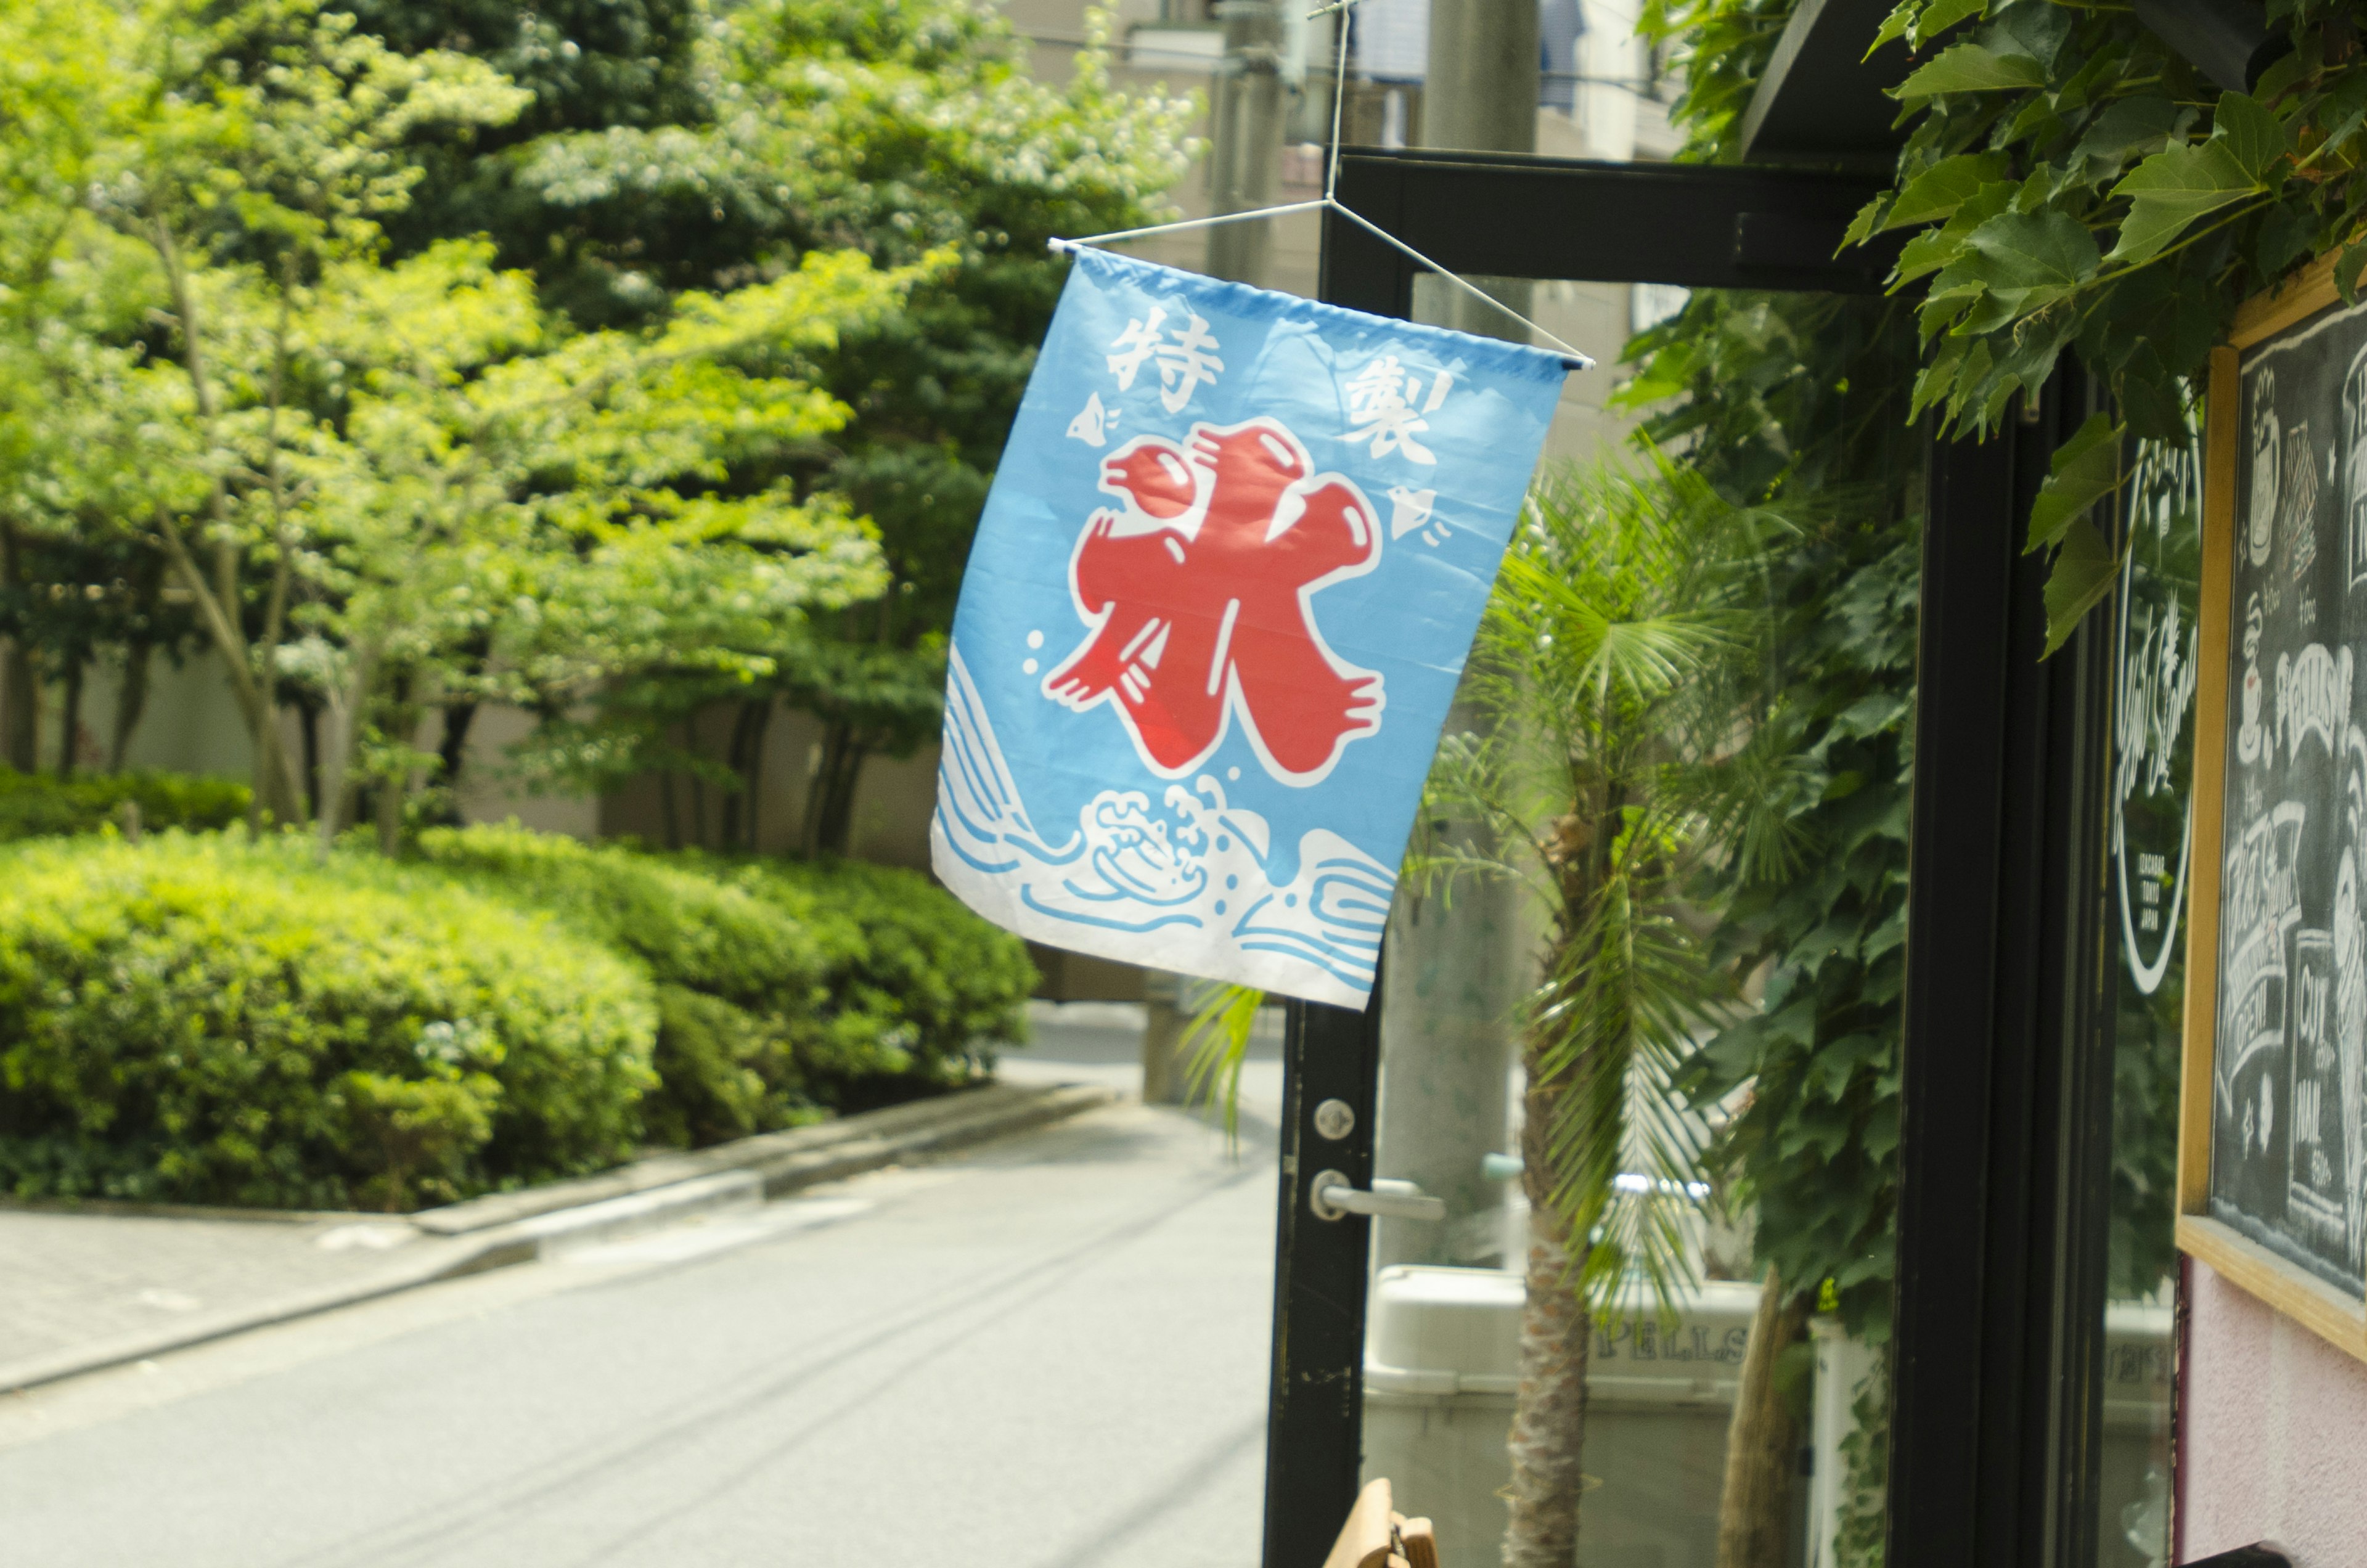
[1181,981,1266,1154]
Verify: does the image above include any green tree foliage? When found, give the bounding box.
[484,1,1198,847]
[1815,0,2366,645]
[4,1,1181,847]
[1625,290,1923,1350]
[1624,7,1935,1554]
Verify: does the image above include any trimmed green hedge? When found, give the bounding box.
[409,825,826,1021]
[411,826,1035,1131]
[0,766,249,843]
[0,812,1038,1207]
[408,825,831,1144]
[0,833,656,1209]
[709,855,1036,1092]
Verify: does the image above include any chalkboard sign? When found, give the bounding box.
[2183,251,2367,1358]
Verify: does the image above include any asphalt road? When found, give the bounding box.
[0,1015,1286,1568]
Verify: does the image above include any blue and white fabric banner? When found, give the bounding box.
[932,248,1569,1008]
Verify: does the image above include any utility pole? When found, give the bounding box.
[1205,1,1284,287]
[1424,0,1540,155]
[1370,0,1542,1276]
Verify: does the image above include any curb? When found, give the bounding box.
[0,1080,1117,1397]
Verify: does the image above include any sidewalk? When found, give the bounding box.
[0,1079,1111,1394]
[0,1207,443,1375]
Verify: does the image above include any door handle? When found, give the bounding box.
[1307,1170,1446,1223]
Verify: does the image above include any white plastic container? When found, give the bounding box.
[1362,1265,1782,1566]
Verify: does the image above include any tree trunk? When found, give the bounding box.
[0,522,36,772]
[801,719,870,857]
[54,655,83,779]
[1715,1267,1812,1568]
[1503,1051,1591,1568]
[721,696,772,852]
[742,698,772,851]
[0,640,33,773]
[436,701,477,793]
[110,642,153,772]
[659,766,683,851]
[375,767,406,855]
[314,640,382,857]
[374,672,418,856]
[298,699,321,823]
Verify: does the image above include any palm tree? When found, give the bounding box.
[1421,449,1789,1567]
[1183,450,1790,1565]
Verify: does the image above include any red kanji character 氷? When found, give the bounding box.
[1042,417,1385,785]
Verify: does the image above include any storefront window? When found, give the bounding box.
[2100,429,2202,1567]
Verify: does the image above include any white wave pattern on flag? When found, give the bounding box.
[931,643,1393,1005]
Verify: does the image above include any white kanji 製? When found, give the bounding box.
[1342,355,1454,463]
[1105,303,1224,413]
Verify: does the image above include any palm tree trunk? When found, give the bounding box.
[1715,1266,1810,1568]
[1504,1050,1590,1568]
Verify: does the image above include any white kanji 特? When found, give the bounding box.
[1106,304,1225,412]
[1343,356,1453,463]
[1106,306,1168,390]
[1152,311,1224,413]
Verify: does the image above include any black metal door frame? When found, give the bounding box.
[1259,147,2123,1568]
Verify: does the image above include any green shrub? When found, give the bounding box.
[0,833,656,1209]
[705,855,1036,1090]
[642,983,816,1149]
[0,766,250,843]
[411,824,825,1019]
[409,823,828,1141]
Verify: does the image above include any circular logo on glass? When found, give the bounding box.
[2114,430,2202,994]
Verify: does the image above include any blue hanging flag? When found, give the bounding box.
[933,248,1571,1008]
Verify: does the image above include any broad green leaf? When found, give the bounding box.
[2256,202,2313,279]
[2212,90,2289,180]
[1909,333,1969,420]
[1911,0,1987,46]
[2026,411,2122,552]
[1891,179,2017,282]
[1869,0,1921,55]
[2003,96,2065,149]
[1944,337,1995,426]
[2105,140,2259,264]
[1843,191,1892,248]
[2338,233,2367,307]
[1989,1,2072,70]
[2042,516,2123,655]
[1962,208,2101,298]
[1882,153,2010,230]
[2066,96,2183,174]
[1893,41,2046,99]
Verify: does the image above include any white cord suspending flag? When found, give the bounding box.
[932,248,1571,1008]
